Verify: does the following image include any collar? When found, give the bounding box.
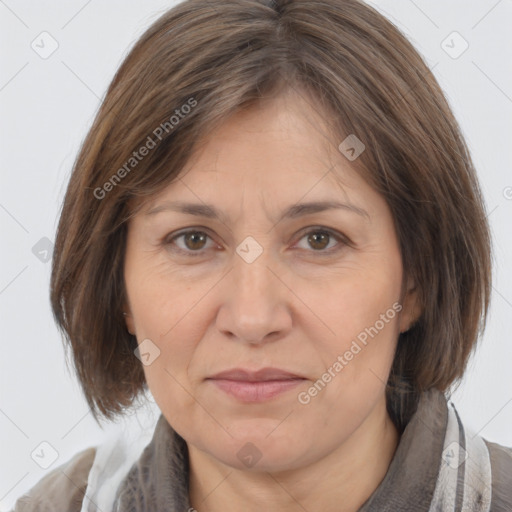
[359,388,448,511]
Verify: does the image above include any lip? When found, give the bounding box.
[207,367,306,402]
[209,367,304,381]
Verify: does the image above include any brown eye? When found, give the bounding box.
[166,229,215,255]
[182,231,208,250]
[294,228,348,254]
[307,231,331,250]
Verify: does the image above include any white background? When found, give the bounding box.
[1,0,511,509]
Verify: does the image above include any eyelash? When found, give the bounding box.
[163,227,351,257]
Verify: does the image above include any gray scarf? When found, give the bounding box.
[109,389,495,511]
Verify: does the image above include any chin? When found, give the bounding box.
[200,423,307,471]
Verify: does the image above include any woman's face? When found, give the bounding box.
[124,90,419,472]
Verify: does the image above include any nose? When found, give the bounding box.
[215,249,293,345]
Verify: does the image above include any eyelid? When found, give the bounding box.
[164,227,220,255]
[164,225,352,256]
[291,226,353,253]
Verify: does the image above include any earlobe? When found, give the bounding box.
[399,278,422,333]
[122,307,136,335]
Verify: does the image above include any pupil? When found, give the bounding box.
[309,232,328,250]
[186,232,205,250]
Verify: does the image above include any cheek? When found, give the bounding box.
[139,322,200,419]
[323,266,401,333]
[125,264,202,396]
[126,256,204,336]
[314,266,402,384]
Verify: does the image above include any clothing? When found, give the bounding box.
[11,389,512,511]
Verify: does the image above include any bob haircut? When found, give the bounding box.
[50,0,491,426]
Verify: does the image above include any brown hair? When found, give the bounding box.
[50,0,492,424]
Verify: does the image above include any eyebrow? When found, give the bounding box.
[145,200,369,222]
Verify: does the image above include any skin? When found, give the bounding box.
[123,89,421,512]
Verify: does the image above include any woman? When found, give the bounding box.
[12,0,512,510]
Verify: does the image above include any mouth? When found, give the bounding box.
[206,367,306,402]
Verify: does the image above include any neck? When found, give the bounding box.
[188,400,399,512]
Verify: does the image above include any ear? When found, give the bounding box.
[122,303,136,335]
[399,276,422,333]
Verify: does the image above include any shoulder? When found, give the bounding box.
[11,446,96,512]
[483,439,512,511]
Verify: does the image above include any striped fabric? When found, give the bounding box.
[429,402,492,511]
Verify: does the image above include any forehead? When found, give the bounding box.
[143,92,371,212]
[188,91,336,172]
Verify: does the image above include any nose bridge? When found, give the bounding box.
[216,242,291,343]
[234,246,275,306]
